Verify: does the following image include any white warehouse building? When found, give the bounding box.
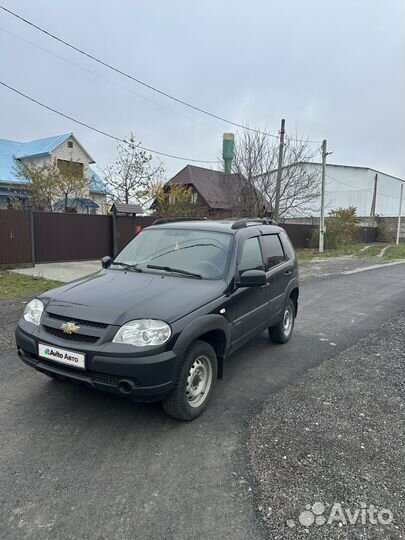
[278,162,404,217]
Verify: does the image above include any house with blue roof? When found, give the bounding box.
[0,133,107,213]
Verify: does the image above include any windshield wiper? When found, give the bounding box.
[111,262,143,272]
[146,264,202,279]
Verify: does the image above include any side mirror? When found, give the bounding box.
[236,269,267,288]
[101,256,112,269]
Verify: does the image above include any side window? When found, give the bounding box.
[280,231,295,260]
[239,237,264,273]
[261,234,285,270]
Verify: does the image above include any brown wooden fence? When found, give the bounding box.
[33,212,113,263]
[0,210,32,265]
[353,226,378,243]
[281,224,316,248]
[0,210,377,266]
[115,215,154,252]
[0,210,154,266]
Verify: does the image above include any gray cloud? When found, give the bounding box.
[1,0,404,178]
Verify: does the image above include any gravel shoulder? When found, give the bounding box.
[299,255,404,281]
[0,297,28,352]
[247,313,405,539]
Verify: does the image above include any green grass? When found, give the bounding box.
[296,243,387,262]
[359,245,382,257]
[383,244,405,260]
[0,271,62,299]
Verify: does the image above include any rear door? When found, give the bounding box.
[260,233,292,324]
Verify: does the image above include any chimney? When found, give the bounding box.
[222,133,235,174]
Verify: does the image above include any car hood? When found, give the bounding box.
[40,269,227,325]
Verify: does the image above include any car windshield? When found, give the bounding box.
[113,228,233,279]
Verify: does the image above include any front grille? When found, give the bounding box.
[47,313,108,329]
[43,326,99,344]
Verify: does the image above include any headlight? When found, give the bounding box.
[112,319,171,347]
[23,298,44,326]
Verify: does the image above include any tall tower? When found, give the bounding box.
[222,133,235,174]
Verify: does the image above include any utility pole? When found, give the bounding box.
[396,183,404,245]
[319,139,328,253]
[274,118,285,220]
[369,173,378,226]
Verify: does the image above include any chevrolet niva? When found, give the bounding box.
[16,218,299,420]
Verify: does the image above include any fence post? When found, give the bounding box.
[112,211,118,257]
[29,206,36,267]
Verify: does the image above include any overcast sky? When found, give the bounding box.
[1,0,404,179]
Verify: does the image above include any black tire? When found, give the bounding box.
[269,298,295,344]
[162,340,217,421]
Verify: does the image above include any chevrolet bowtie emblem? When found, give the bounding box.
[60,321,80,334]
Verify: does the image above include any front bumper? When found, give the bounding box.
[15,322,178,402]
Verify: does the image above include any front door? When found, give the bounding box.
[229,236,270,350]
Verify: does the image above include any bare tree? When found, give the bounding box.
[14,159,87,211]
[105,134,164,207]
[231,128,320,218]
[56,160,89,211]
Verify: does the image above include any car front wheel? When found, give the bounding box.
[162,340,217,421]
[269,298,295,344]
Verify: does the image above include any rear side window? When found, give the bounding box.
[261,234,285,270]
[239,237,264,273]
[279,230,295,260]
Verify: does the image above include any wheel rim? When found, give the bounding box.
[186,355,213,408]
[283,305,293,337]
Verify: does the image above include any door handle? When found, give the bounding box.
[284,270,292,276]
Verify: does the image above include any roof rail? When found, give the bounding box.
[152,217,207,225]
[231,217,278,230]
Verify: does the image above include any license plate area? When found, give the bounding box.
[38,343,86,370]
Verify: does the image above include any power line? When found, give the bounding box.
[326,174,400,200]
[0,81,220,164]
[0,4,322,144]
[0,26,218,134]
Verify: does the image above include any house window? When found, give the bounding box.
[191,192,198,204]
[67,141,73,148]
[57,159,83,177]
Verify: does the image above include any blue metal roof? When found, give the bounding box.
[0,139,23,183]
[88,166,107,193]
[14,133,72,159]
[75,198,99,209]
[0,134,71,183]
[54,197,99,210]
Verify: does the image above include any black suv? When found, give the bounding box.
[16,218,299,420]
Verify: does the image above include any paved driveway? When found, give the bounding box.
[1,264,404,539]
[11,261,101,283]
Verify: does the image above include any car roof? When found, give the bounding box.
[147,219,283,235]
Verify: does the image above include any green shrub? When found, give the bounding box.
[309,207,359,249]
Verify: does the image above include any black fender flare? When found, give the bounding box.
[285,278,299,314]
[173,314,232,378]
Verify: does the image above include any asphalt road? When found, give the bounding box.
[1,264,404,540]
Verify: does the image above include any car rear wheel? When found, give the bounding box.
[269,298,295,344]
[162,340,217,421]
